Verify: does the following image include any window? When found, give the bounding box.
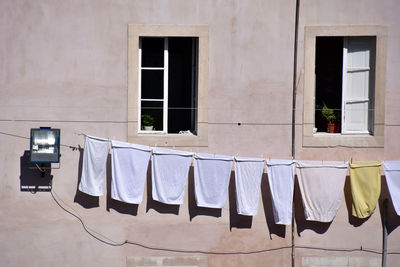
[315,36,375,134]
[303,25,387,147]
[128,25,209,147]
[139,37,198,134]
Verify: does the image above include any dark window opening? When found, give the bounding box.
[139,37,198,134]
[315,37,343,133]
[168,37,198,134]
[315,36,375,134]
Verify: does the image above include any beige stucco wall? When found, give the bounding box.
[0,0,400,266]
[295,1,400,267]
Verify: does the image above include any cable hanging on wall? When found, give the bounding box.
[50,187,400,255]
[2,129,400,256]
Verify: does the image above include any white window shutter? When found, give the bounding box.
[342,37,374,133]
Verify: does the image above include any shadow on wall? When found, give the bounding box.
[380,176,400,235]
[74,146,99,208]
[229,172,253,231]
[188,166,222,221]
[294,176,332,236]
[20,150,53,192]
[261,173,286,239]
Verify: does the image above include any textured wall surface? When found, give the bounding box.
[1,0,400,266]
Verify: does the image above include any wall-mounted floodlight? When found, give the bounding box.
[30,127,60,163]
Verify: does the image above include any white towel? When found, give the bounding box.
[193,153,233,208]
[383,161,400,216]
[111,141,151,204]
[234,157,265,216]
[296,161,348,222]
[151,147,193,205]
[78,135,110,196]
[266,159,295,225]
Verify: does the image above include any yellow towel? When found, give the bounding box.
[349,161,382,218]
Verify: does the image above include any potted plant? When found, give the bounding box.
[141,114,155,131]
[321,103,339,133]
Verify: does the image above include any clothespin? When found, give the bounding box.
[268,156,271,162]
[74,132,85,136]
[351,157,353,164]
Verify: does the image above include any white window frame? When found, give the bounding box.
[138,37,169,134]
[303,25,387,147]
[128,24,209,147]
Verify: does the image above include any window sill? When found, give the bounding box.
[128,122,208,147]
[128,134,207,147]
[138,131,195,135]
[313,132,371,136]
[303,133,384,148]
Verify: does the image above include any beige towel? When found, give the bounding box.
[296,161,348,222]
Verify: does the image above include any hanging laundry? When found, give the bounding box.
[383,161,400,215]
[111,141,151,204]
[266,159,295,225]
[234,157,265,216]
[78,135,110,196]
[193,153,233,208]
[296,161,348,222]
[349,161,382,218]
[151,147,193,205]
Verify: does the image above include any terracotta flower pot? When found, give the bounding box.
[327,123,336,133]
[334,123,341,133]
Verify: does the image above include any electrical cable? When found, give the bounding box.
[0,128,389,150]
[0,119,127,123]
[3,128,400,255]
[50,190,124,246]
[0,130,79,150]
[295,245,381,255]
[291,0,300,265]
[49,187,400,255]
[35,163,46,173]
[50,188,292,253]
[1,119,399,126]
[0,131,30,140]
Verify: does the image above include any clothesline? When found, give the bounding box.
[73,132,383,165]
[78,134,400,226]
